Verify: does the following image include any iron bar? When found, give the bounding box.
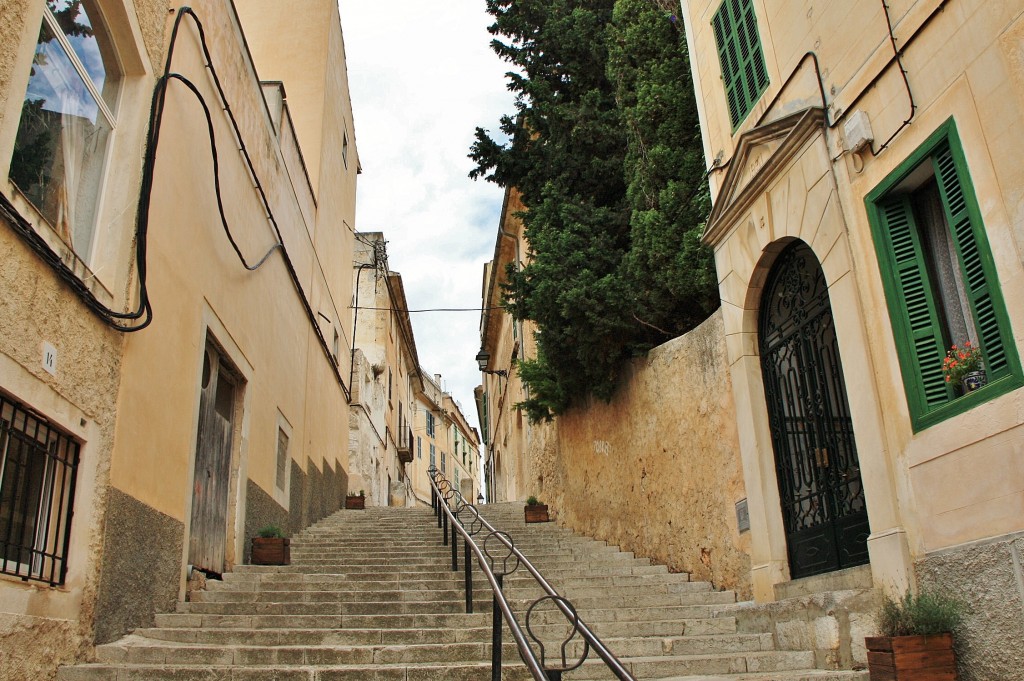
[464,538,473,614]
[492,573,503,681]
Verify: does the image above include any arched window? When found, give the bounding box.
[9,0,122,264]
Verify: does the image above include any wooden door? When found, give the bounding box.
[188,344,235,574]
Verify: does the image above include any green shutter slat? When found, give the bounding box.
[880,198,950,408]
[714,0,768,130]
[932,143,1011,375]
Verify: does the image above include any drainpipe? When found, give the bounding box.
[350,262,374,391]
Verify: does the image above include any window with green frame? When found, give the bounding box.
[866,119,1022,431]
[712,0,769,130]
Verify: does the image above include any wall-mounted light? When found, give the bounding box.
[475,350,508,378]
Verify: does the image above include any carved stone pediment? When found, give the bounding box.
[702,108,826,248]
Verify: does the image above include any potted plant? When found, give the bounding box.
[345,489,365,509]
[942,341,986,393]
[251,524,290,565]
[524,495,549,523]
[865,589,964,680]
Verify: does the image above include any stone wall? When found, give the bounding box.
[532,311,753,596]
[916,533,1024,681]
[93,489,184,644]
[242,480,289,564]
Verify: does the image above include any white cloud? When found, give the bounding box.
[339,0,514,421]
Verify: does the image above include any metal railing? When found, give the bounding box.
[426,466,636,681]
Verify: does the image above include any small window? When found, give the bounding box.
[342,130,349,169]
[332,328,340,363]
[417,436,422,459]
[440,451,446,473]
[275,427,289,491]
[712,0,769,131]
[0,391,80,586]
[10,0,123,263]
[866,120,1022,430]
[429,443,435,467]
[426,412,435,438]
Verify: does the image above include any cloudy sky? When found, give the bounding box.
[338,1,514,422]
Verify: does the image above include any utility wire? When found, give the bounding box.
[352,306,504,313]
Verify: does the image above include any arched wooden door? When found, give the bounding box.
[759,241,870,579]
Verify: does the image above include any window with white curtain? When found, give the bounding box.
[10,0,122,263]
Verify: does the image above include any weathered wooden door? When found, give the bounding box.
[188,344,235,574]
[759,241,870,579]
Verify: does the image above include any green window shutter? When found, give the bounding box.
[878,196,951,410]
[932,143,1010,376]
[713,0,769,130]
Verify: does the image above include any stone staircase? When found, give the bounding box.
[59,503,869,680]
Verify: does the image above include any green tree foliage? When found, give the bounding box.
[471,0,718,420]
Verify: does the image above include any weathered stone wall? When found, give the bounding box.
[93,489,184,644]
[242,480,289,564]
[533,311,753,596]
[916,534,1024,681]
[287,457,348,535]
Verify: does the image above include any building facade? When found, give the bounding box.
[477,186,546,503]
[681,0,1024,675]
[412,372,481,505]
[0,0,359,675]
[350,233,421,507]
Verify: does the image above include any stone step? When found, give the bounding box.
[177,598,490,616]
[58,662,536,680]
[154,611,491,630]
[133,626,494,646]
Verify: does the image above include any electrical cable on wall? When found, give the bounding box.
[1,6,351,399]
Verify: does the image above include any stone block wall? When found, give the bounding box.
[916,533,1024,681]
[531,311,753,596]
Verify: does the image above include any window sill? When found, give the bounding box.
[912,373,1024,432]
[4,183,114,306]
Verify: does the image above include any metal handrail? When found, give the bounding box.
[426,466,636,681]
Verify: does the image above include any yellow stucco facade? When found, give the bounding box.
[0,0,360,676]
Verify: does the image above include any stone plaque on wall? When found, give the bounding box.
[736,498,750,533]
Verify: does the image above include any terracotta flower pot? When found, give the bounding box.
[251,537,290,565]
[524,504,549,523]
[865,633,957,680]
[345,496,365,510]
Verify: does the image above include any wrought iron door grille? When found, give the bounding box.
[759,242,869,579]
[0,392,80,586]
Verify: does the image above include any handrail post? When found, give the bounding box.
[451,519,458,570]
[464,537,473,614]
[442,505,448,545]
[492,573,503,681]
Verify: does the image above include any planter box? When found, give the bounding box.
[251,537,290,565]
[865,633,957,681]
[345,496,365,510]
[524,504,549,523]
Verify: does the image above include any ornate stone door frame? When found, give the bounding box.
[702,108,913,601]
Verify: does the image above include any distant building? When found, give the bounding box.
[680,0,1024,674]
[413,372,481,504]
[350,233,421,507]
[0,0,358,675]
[476,186,543,503]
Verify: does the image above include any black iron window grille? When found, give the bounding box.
[0,393,80,586]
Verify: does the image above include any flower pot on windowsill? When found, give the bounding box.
[865,633,957,680]
[251,537,290,565]
[345,495,365,510]
[961,370,987,393]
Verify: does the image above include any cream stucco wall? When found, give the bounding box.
[0,0,168,676]
[682,0,1024,610]
[1,0,362,674]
